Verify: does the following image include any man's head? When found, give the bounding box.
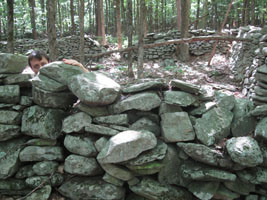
[28,51,50,74]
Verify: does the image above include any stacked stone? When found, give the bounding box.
[2,53,267,200]
[253,65,267,105]
[230,25,267,99]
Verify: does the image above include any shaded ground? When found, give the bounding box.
[88,51,244,98]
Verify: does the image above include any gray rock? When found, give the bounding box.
[58,176,126,200]
[255,117,267,140]
[123,81,168,93]
[129,177,192,200]
[130,117,160,136]
[93,114,129,126]
[32,86,77,109]
[127,177,140,186]
[19,146,64,162]
[94,137,109,152]
[164,90,197,107]
[261,146,267,167]
[0,53,28,73]
[0,178,28,190]
[126,160,164,175]
[158,145,182,186]
[62,112,92,134]
[170,79,201,94]
[177,142,233,168]
[188,181,219,200]
[181,162,236,182]
[258,65,267,74]
[0,110,21,125]
[215,92,235,111]
[237,167,267,184]
[68,72,121,106]
[20,96,33,106]
[15,165,35,179]
[128,110,160,124]
[101,163,135,181]
[199,85,215,101]
[109,92,161,114]
[224,178,255,195]
[253,95,267,104]
[126,139,167,165]
[85,124,119,136]
[103,173,124,187]
[226,137,263,167]
[194,107,233,146]
[32,161,59,176]
[64,134,97,156]
[245,195,259,200]
[161,112,195,142]
[64,154,103,176]
[0,85,20,104]
[159,101,182,115]
[0,137,27,179]
[25,138,57,146]
[31,74,67,92]
[0,124,20,141]
[97,130,157,164]
[39,61,85,85]
[189,102,216,116]
[4,73,33,87]
[255,86,267,96]
[213,184,240,200]
[258,80,267,89]
[21,105,66,140]
[109,125,130,131]
[231,98,256,137]
[75,102,109,117]
[256,72,267,84]
[26,174,64,188]
[25,185,52,200]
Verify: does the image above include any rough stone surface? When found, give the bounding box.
[226,137,263,167]
[0,53,28,74]
[100,163,135,181]
[123,81,168,93]
[0,124,21,142]
[97,130,157,164]
[170,79,201,94]
[93,114,129,126]
[21,105,66,139]
[85,124,119,136]
[25,184,52,200]
[68,72,121,106]
[188,181,219,200]
[58,176,126,200]
[130,117,161,136]
[0,85,20,104]
[0,110,21,125]
[255,117,267,141]
[62,112,92,134]
[4,73,33,87]
[32,161,59,176]
[164,90,197,107]
[161,112,195,142]
[75,102,109,117]
[31,74,67,92]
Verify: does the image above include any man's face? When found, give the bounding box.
[30,56,49,74]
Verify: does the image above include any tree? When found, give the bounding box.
[176,0,181,31]
[96,0,106,45]
[57,0,63,37]
[115,0,122,49]
[179,0,190,62]
[79,0,85,65]
[7,0,14,53]
[28,0,37,39]
[251,0,255,25]
[127,0,134,78]
[194,0,200,29]
[47,0,57,60]
[70,0,76,34]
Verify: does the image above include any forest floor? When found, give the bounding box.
[88,49,244,98]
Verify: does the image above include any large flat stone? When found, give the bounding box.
[170,79,201,94]
[0,110,21,125]
[163,90,197,107]
[85,124,119,136]
[0,124,21,142]
[0,53,28,74]
[0,85,20,104]
[255,117,267,141]
[93,114,129,126]
[4,73,33,87]
[31,74,67,92]
[123,81,168,93]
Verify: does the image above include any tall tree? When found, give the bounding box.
[96,0,106,45]
[28,0,37,39]
[212,0,218,30]
[127,0,134,78]
[137,0,146,78]
[179,0,190,62]
[70,0,76,34]
[47,0,57,60]
[194,0,200,29]
[40,0,46,33]
[176,0,181,31]
[7,0,14,53]
[57,0,63,37]
[251,0,255,25]
[79,0,85,64]
[201,0,208,29]
[115,0,122,49]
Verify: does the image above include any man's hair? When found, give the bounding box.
[28,50,50,67]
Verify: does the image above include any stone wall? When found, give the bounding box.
[1,53,267,200]
[230,26,267,102]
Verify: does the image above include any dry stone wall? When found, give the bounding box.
[1,53,267,200]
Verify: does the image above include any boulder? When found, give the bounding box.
[188,181,219,200]
[123,80,168,93]
[32,161,59,176]
[130,117,161,136]
[163,90,197,107]
[31,74,67,92]
[0,110,21,125]
[0,124,21,141]
[170,79,201,94]
[0,85,20,104]
[4,73,33,87]
[0,53,27,74]
[255,117,267,140]
[25,185,52,200]
[93,114,129,126]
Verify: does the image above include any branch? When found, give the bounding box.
[85,35,251,59]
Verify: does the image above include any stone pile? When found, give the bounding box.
[1,53,267,200]
[0,35,106,63]
[253,65,267,105]
[230,25,267,99]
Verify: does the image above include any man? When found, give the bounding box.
[28,50,88,74]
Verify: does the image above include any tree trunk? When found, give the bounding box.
[245,0,250,25]
[79,0,85,65]
[194,0,200,29]
[121,0,126,34]
[0,3,2,40]
[28,0,37,39]
[70,0,76,34]
[179,0,190,62]
[40,0,46,33]
[57,0,63,37]
[7,0,14,53]
[176,0,181,31]
[251,0,255,25]
[212,0,218,30]
[127,0,134,78]
[201,0,208,29]
[137,0,145,78]
[161,0,164,31]
[115,0,122,49]
[155,0,159,31]
[100,0,106,45]
[47,0,57,61]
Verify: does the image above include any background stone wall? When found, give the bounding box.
[0,53,267,200]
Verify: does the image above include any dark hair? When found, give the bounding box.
[28,50,50,67]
